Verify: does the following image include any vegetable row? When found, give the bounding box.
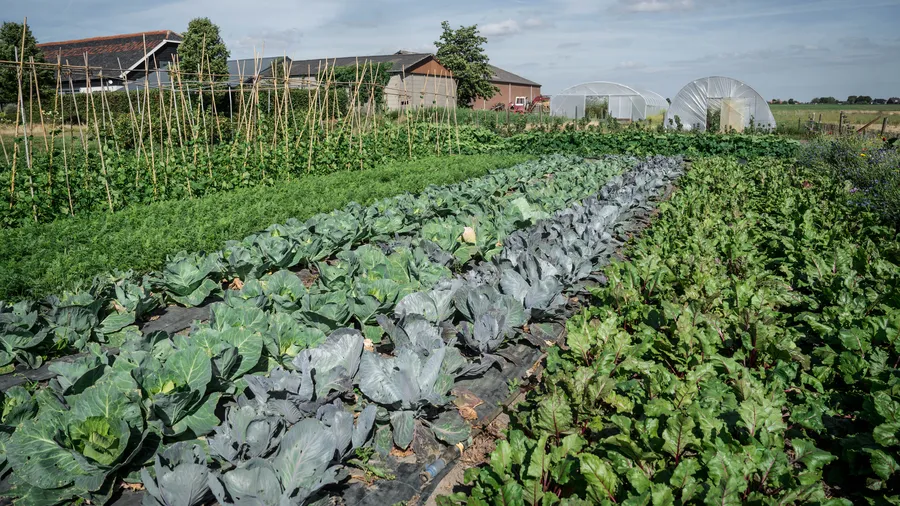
[0,156,683,505]
[1,155,632,371]
[445,157,900,505]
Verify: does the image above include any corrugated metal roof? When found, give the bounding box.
[285,52,433,77]
[488,64,540,87]
[227,57,287,85]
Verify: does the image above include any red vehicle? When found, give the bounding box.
[507,95,550,114]
[528,95,550,113]
[509,96,528,113]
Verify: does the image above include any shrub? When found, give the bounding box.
[799,135,900,225]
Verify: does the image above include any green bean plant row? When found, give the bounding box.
[0,124,799,227]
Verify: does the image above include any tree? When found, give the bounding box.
[847,95,858,104]
[856,95,872,104]
[0,21,53,106]
[788,98,796,104]
[434,21,497,108]
[177,17,230,81]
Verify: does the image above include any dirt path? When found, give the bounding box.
[423,412,512,506]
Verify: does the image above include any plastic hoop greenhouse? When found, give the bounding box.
[549,82,668,121]
[664,76,776,132]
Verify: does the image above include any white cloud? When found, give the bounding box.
[480,19,522,37]
[479,16,546,38]
[614,61,647,70]
[232,28,305,55]
[621,0,695,12]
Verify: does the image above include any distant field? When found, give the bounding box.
[771,104,900,132]
[770,103,900,111]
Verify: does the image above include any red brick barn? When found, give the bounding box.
[471,64,542,110]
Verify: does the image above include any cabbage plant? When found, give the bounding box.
[208,418,345,506]
[208,404,286,466]
[157,252,222,307]
[223,278,267,310]
[263,312,326,366]
[141,442,212,506]
[358,344,456,449]
[6,380,157,505]
[136,345,221,437]
[0,300,50,368]
[260,270,308,313]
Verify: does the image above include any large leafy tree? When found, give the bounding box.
[0,21,53,106]
[434,21,497,108]
[177,17,230,81]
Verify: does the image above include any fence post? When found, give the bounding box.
[838,111,844,135]
[882,117,888,137]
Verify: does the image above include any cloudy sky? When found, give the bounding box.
[6,0,900,100]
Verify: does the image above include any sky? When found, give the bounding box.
[4,0,900,101]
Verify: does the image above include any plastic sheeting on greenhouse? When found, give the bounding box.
[664,76,776,132]
[550,82,668,121]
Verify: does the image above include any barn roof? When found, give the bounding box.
[284,51,440,77]
[488,64,541,87]
[37,30,182,77]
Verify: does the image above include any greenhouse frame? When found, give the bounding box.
[549,82,668,121]
[664,76,776,132]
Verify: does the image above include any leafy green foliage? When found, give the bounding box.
[141,442,212,506]
[208,418,342,505]
[446,157,900,504]
[176,17,230,80]
[0,153,689,505]
[0,22,53,104]
[0,155,626,369]
[0,122,797,229]
[359,343,457,449]
[0,300,50,368]
[6,378,156,505]
[434,21,498,107]
[0,154,530,301]
[798,136,900,225]
[156,252,223,306]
